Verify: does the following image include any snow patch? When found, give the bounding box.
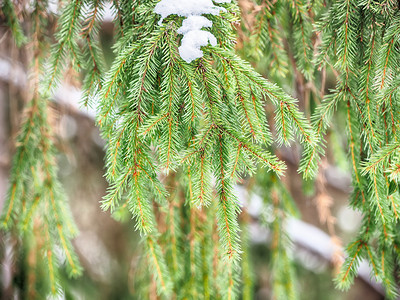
[154,0,231,63]
[177,15,213,34]
[178,30,217,63]
[154,0,230,23]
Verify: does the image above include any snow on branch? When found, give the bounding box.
[154,0,231,62]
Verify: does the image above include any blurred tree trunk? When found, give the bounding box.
[0,84,9,209]
[0,87,13,299]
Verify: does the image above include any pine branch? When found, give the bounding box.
[45,0,83,92]
[1,0,27,46]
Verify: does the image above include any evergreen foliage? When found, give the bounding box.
[245,0,400,298]
[0,0,26,46]
[314,2,400,297]
[3,0,400,299]
[95,1,316,297]
[0,0,82,296]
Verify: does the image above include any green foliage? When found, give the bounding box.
[1,0,318,297]
[0,0,83,297]
[247,0,324,80]
[243,0,400,298]
[45,0,84,92]
[248,0,400,298]
[95,1,316,297]
[0,90,82,296]
[1,0,27,46]
[256,172,299,300]
[6,0,400,299]
[315,2,400,297]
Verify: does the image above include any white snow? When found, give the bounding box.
[154,0,231,63]
[178,22,217,63]
[154,0,230,23]
[177,15,213,34]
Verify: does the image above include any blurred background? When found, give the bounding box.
[0,2,386,299]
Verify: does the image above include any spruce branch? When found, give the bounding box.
[45,0,83,92]
[1,0,27,46]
